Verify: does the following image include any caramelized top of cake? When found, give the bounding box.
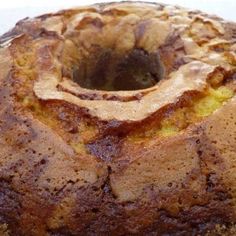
[0,2,236,235]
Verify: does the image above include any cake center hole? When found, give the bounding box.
[72,48,165,91]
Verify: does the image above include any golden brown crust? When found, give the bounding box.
[0,1,236,235]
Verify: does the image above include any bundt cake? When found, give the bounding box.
[0,1,236,235]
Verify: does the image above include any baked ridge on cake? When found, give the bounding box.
[0,1,236,235]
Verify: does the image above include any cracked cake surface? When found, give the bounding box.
[0,1,236,235]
